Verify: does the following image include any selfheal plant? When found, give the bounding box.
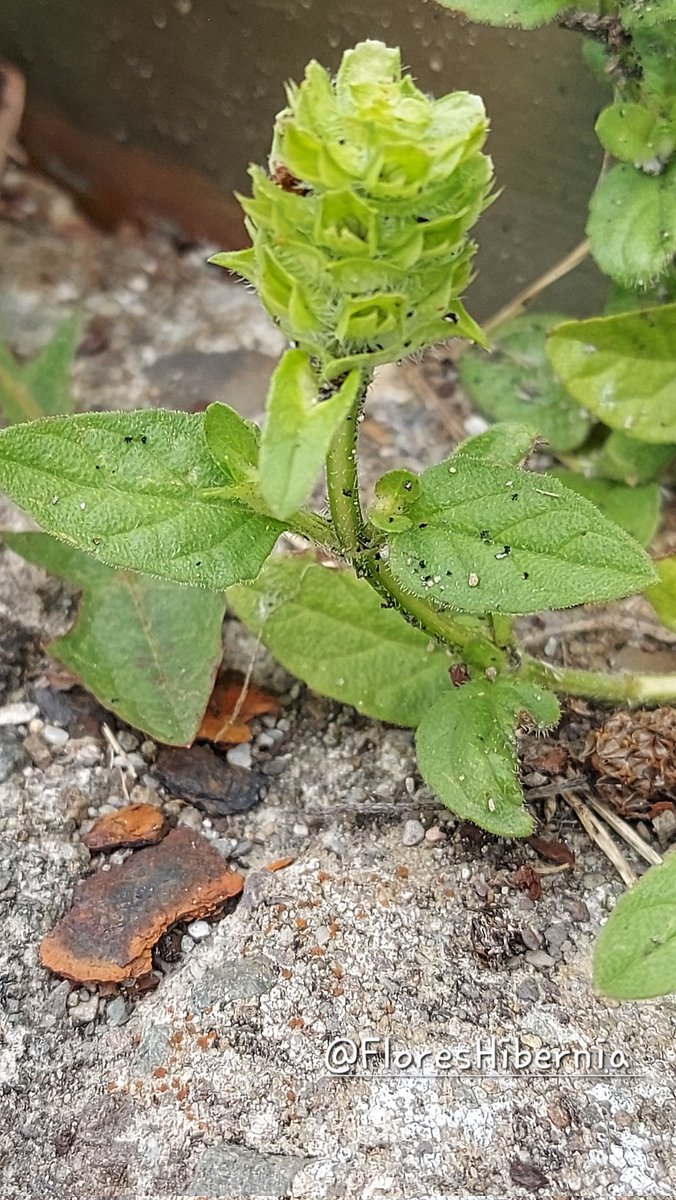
[210,41,492,379]
[0,43,672,929]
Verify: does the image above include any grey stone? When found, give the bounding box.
[0,701,38,726]
[42,724,69,747]
[69,995,99,1024]
[186,919,211,941]
[190,957,277,1009]
[105,996,130,1026]
[226,742,253,770]
[525,950,556,969]
[188,1144,308,1198]
[0,729,24,781]
[402,819,425,847]
[132,1024,173,1073]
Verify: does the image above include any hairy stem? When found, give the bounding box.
[521,654,676,707]
[324,370,506,668]
[325,374,367,557]
[367,556,506,668]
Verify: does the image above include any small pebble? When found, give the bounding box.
[42,725,69,748]
[565,899,590,923]
[401,819,425,847]
[226,743,253,770]
[70,739,103,766]
[525,949,555,969]
[186,920,211,941]
[116,731,139,752]
[425,825,446,843]
[106,996,130,1026]
[140,740,157,761]
[234,838,254,857]
[213,837,238,860]
[0,702,39,726]
[70,995,99,1023]
[180,935,195,955]
[543,636,558,658]
[521,925,543,951]
[314,926,331,946]
[23,732,53,769]
[177,805,203,831]
[0,729,23,782]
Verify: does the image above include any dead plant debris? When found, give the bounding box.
[585,707,676,819]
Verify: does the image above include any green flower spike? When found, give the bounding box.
[210,41,493,379]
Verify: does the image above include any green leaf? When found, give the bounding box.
[550,470,661,547]
[0,409,282,588]
[458,315,591,453]
[452,422,536,466]
[369,469,421,532]
[620,0,676,29]
[547,304,676,443]
[5,532,226,745]
[604,267,676,315]
[259,351,362,519]
[587,163,676,288]
[593,855,676,1000]
[386,455,656,615]
[203,402,260,482]
[228,554,454,727]
[433,0,566,28]
[415,678,560,837]
[0,315,79,423]
[645,555,676,629]
[593,430,675,486]
[595,103,674,167]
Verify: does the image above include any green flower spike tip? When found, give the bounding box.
[210,41,493,379]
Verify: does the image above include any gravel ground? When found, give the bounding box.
[0,169,675,1200]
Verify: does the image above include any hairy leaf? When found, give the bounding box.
[620,0,676,29]
[228,555,454,727]
[5,532,226,745]
[547,304,676,443]
[458,315,590,453]
[594,855,676,1000]
[434,0,567,28]
[595,102,674,167]
[0,315,78,423]
[452,422,536,466]
[386,456,655,615]
[595,430,676,485]
[587,163,676,288]
[259,351,362,519]
[204,402,260,482]
[551,470,661,547]
[645,555,676,629]
[416,678,560,837]
[369,469,421,532]
[0,410,282,588]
